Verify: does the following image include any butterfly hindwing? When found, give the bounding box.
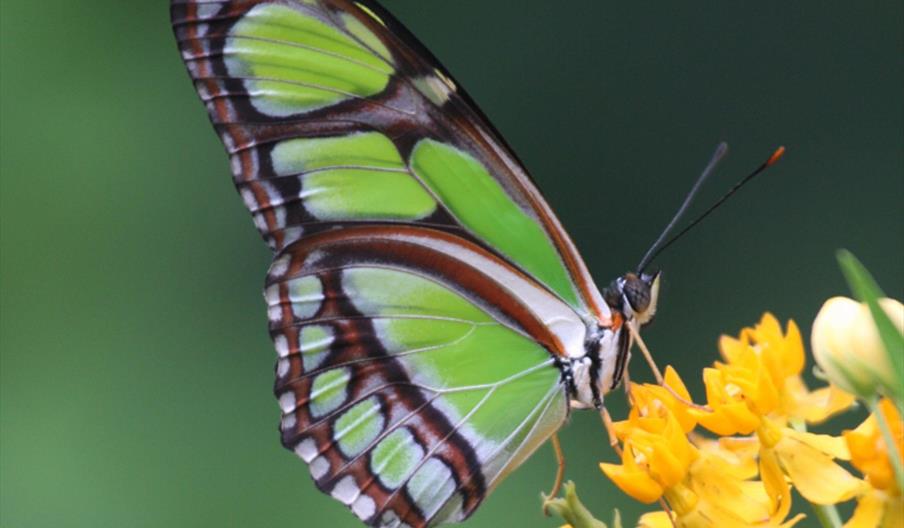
[269,226,573,526]
[171,0,607,316]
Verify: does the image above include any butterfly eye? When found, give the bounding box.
[624,272,662,326]
[623,275,652,315]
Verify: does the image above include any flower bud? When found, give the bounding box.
[811,296,903,400]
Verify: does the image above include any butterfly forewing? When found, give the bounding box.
[171,0,607,315]
[171,1,599,526]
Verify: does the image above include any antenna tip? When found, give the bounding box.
[766,146,786,167]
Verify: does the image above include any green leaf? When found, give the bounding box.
[836,249,904,401]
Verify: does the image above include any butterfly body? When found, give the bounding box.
[171,1,659,525]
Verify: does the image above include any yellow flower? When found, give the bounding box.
[690,314,865,505]
[603,381,698,503]
[756,417,865,505]
[625,440,804,527]
[812,296,904,400]
[842,399,904,528]
[602,376,802,527]
[627,366,697,434]
[783,375,856,424]
[713,313,855,424]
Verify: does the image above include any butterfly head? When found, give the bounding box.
[604,271,662,327]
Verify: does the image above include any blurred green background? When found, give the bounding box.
[2,1,901,527]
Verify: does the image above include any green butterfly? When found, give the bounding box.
[171,1,661,526]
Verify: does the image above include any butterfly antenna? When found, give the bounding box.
[636,142,729,273]
[636,145,786,273]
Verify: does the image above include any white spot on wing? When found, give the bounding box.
[309,456,329,480]
[240,188,257,210]
[270,255,290,278]
[273,335,289,358]
[252,212,268,232]
[277,358,290,377]
[352,494,376,520]
[274,205,286,229]
[295,438,318,463]
[331,475,359,505]
[278,391,296,413]
[412,75,454,106]
[197,4,221,19]
[230,153,242,176]
[281,227,304,248]
[281,412,296,431]
[406,458,455,519]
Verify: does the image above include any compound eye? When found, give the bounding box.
[623,276,651,314]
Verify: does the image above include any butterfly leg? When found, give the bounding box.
[541,432,567,515]
[599,407,622,453]
[626,322,663,384]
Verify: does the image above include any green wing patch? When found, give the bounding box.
[225,3,393,116]
[410,139,579,307]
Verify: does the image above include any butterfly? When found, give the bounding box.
[170,1,662,526]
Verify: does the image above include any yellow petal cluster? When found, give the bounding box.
[601,371,698,504]
[601,367,804,527]
[688,314,864,505]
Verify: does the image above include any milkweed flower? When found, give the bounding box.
[689,314,864,505]
[842,398,904,528]
[812,296,904,401]
[600,369,803,527]
[705,313,855,426]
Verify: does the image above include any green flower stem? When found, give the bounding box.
[809,499,843,528]
[791,421,842,528]
[867,397,904,492]
[542,481,612,528]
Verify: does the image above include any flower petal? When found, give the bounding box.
[844,493,882,528]
[759,449,793,521]
[780,320,806,379]
[789,381,856,424]
[693,368,761,435]
[637,511,674,528]
[783,427,850,460]
[599,460,663,504]
[773,435,866,504]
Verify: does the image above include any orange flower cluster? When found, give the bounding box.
[600,313,903,527]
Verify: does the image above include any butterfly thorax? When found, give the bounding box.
[562,271,661,409]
